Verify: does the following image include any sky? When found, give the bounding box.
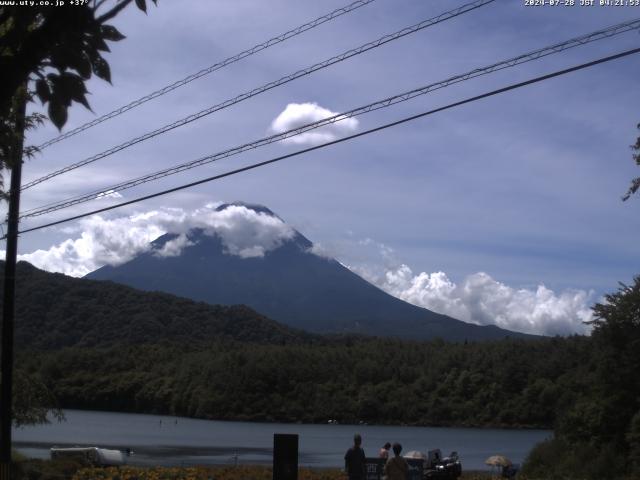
[3,0,640,336]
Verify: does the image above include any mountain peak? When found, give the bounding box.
[215,202,279,219]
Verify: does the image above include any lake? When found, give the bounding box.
[13,410,551,470]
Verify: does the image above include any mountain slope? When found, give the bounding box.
[0,261,313,349]
[86,203,532,341]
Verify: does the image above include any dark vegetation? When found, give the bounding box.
[623,123,640,200]
[521,277,640,479]
[0,0,156,131]
[19,336,587,428]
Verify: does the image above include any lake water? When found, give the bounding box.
[13,410,551,470]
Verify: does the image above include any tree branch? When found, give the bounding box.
[93,0,110,12]
[96,0,134,23]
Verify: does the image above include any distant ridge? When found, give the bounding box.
[0,260,313,349]
[86,202,535,341]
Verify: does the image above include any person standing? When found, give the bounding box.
[384,443,409,480]
[379,442,391,459]
[344,433,366,480]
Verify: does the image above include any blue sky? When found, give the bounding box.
[4,0,640,335]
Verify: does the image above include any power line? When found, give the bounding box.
[14,46,640,238]
[35,0,377,150]
[20,18,640,219]
[22,0,495,191]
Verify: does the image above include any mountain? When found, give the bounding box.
[0,260,313,349]
[86,202,532,341]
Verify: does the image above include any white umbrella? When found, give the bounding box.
[485,455,512,467]
[403,450,426,459]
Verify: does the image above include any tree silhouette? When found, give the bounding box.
[0,0,157,168]
[623,124,640,201]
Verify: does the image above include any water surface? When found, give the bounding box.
[13,410,551,470]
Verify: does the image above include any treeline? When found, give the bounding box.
[19,335,589,429]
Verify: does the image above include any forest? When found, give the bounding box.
[19,335,588,429]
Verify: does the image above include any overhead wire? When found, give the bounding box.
[13,46,640,238]
[35,0,378,150]
[19,18,640,219]
[22,0,496,191]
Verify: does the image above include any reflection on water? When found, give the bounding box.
[13,410,551,469]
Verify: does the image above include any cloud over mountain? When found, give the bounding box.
[11,203,594,335]
[270,102,359,146]
[356,263,593,336]
[15,203,294,277]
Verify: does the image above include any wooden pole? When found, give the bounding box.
[0,88,27,478]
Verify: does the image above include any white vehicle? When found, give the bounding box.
[50,447,128,466]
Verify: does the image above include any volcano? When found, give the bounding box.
[86,203,532,341]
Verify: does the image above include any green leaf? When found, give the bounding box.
[61,72,88,93]
[75,92,91,111]
[35,79,50,104]
[91,56,111,83]
[47,75,64,107]
[69,51,92,79]
[49,74,71,107]
[94,35,111,52]
[48,101,68,130]
[60,73,92,111]
[135,0,147,13]
[101,24,126,42]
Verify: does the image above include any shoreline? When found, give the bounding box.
[42,406,553,431]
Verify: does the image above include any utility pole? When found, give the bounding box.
[0,87,27,479]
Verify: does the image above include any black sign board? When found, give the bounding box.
[365,457,424,480]
[273,433,298,480]
[365,458,385,480]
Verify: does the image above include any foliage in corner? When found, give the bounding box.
[0,0,158,191]
[0,0,157,130]
[523,276,640,479]
[0,91,45,192]
[12,368,64,427]
[623,123,640,201]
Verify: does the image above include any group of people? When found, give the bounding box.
[344,434,409,480]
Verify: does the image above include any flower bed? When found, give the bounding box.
[71,466,345,480]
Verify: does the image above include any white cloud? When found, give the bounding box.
[356,263,594,336]
[16,217,165,277]
[270,102,359,146]
[153,233,194,258]
[307,242,334,259]
[192,204,295,258]
[16,203,295,277]
[95,189,123,200]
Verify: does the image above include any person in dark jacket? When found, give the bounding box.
[344,433,366,480]
[384,442,409,480]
